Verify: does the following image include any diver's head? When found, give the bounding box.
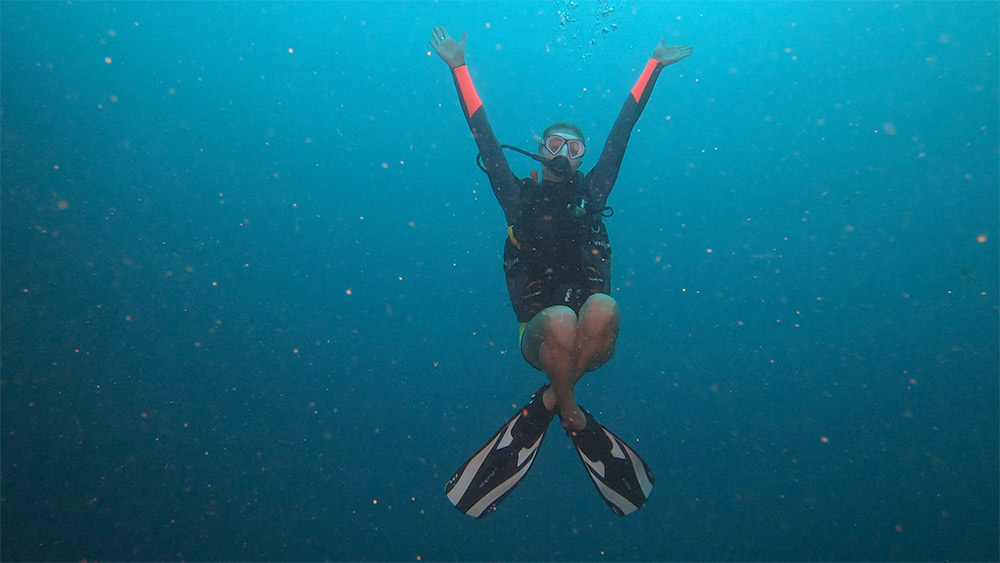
[538,122,585,182]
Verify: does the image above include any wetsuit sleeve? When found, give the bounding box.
[586,58,665,207]
[449,65,519,223]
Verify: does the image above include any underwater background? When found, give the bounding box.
[2,1,998,561]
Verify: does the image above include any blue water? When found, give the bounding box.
[2,1,997,561]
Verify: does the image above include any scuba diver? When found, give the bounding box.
[431,25,693,518]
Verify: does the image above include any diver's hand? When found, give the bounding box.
[430,26,467,69]
[653,40,693,66]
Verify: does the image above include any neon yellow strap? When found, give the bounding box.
[507,225,521,249]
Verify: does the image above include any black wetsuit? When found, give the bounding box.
[448,60,667,322]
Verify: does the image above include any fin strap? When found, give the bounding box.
[507,224,521,249]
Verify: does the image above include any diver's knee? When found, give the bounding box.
[539,306,578,350]
[580,294,620,331]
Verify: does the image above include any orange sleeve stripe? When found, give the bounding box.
[630,58,659,103]
[454,65,483,117]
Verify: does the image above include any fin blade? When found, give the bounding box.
[445,417,514,507]
[464,431,545,518]
[445,387,555,518]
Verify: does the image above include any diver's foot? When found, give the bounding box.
[542,387,558,411]
[541,388,586,430]
[559,406,586,431]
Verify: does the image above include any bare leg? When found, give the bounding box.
[521,294,621,430]
[572,293,621,374]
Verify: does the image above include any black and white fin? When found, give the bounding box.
[445,387,555,518]
[569,407,655,516]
